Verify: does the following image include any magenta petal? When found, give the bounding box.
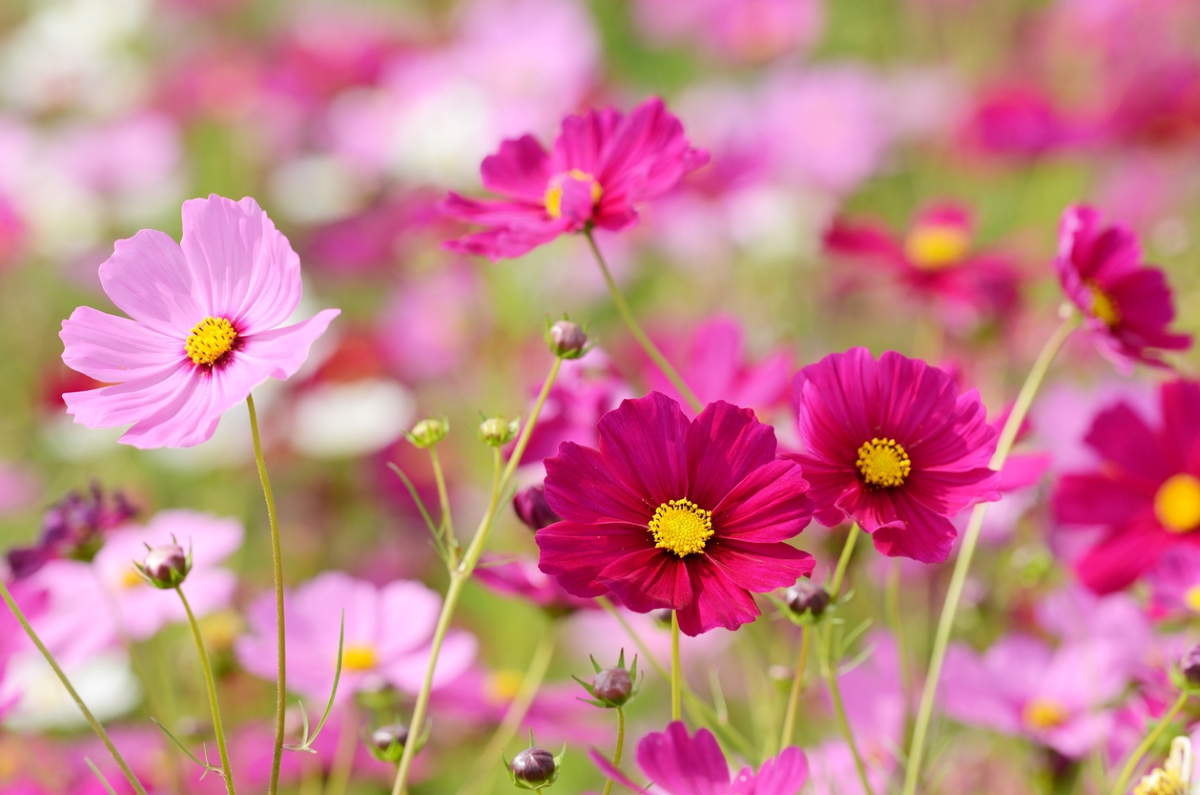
[179,195,304,332]
[1076,519,1175,594]
[1053,474,1150,527]
[98,228,204,337]
[1083,402,1171,484]
[544,443,653,526]
[676,557,760,635]
[61,306,181,382]
[537,521,650,598]
[731,748,809,795]
[708,540,814,592]
[598,548,691,612]
[1161,381,1200,466]
[685,401,777,509]
[867,492,957,563]
[588,748,647,794]
[636,722,729,795]
[480,135,552,201]
[713,459,813,542]
[597,393,691,505]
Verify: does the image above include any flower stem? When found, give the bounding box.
[584,229,702,413]
[885,560,913,734]
[1109,691,1190,795]
[429,446,458,567]
[601,706,626,795]
[389,356,565,795]
[246,393,287,795]
[0,578,147,795]
[818,624,874,795]
[901,312,1079,795]
[175,586,235,795]
[779,626,810,750]
[670,610,682,721]
[830,523,860,600]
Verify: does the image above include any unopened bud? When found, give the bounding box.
[510,747,558,789]
[1181,646,1200,687]
[513,485,560,532]
[592,667,633,706]
[785,579,829,618]
[547,321,588,359]
[406,418,448,449]
[480,417,519,447]
[650,608,673,627]
[369,723,409,763]
[138,543,190,589]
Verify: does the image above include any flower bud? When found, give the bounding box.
[513,485,561,532]
[369,723,409,763]
[650,608,673,627]
[547,320,588,359]
[406,418,448,449]
[138,543,190,589]
[479,417,519,447]
[785,579,829,618]
[592,667,633,706]
[1181,645,1200,687]
[510,747,557,789]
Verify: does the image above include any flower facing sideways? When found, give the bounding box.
[537,392,814,636]
[60,195,340,448]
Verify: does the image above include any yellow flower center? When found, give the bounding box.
[185,316,238,367]
[484,669,523,704]
[544,169,603,219]
[1087,280,1121,327]
[121,567,146,588]
[649,498,714,558]
[1136,769,1188,795]
[856,438,912,489]
[1022,697,1069,730]
[341,644,377,671]
[1155,474,1200,533]
[904,224,971,270]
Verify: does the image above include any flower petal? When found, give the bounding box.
[861,490,958,563]
[61,306,181,382]
[480,135,552,201]
[675,557,759,635]
[597,392,691,506]
[636,722,730,795]
[707,539,814,593]
[537,521,651,598]
[685,401,777,509]
[232,308,340,383]
[731,747,809,795]
[544,443,654,526]
[597,547,692,613]
[98,228,204,337]
[712,459,813,542]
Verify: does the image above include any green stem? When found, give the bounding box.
[175,586,235,795]
[601,707,626,795]
[902,312,1079,795]
[429,447,458,567]
[1109,692,1190,795]
[324,702,358,795]
[585,230,702,413]
[779,626,810,750]
[818,625,874,795]
[460,628,558,795]
[0,579,148,795]
[670,611,682,721]
[247,394,287,795]
[829,523,860,600]
[390,357,564,795]
[885,560,913,736]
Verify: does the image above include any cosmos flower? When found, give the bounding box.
[791,348,1001,563]
[1053,379,1200,593]
[59,195,340,448]
[7,483,136,580]
[1055,204,1191,371]
[473,556,595,615]
[235,572,476,703]
[443,97,709,260]
[537,392,814,636]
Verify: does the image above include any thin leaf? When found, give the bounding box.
[152,717,223,776]
[85,759,120,795]
[386,463,443,543]
[287,611,345,752]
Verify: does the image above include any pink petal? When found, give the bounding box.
[712,459,813,542]
[537,521,651,598]
[636,722,729,795]
[480,135,553,201]
[61,306,181,382]
[676,557,759,635]
[597,393,691,506]
[544,443,654,526]
[234,308,341,382]
[685,401,777,509]
[707,539,814,592]
[98,229,205,337]
[598,547,692,612]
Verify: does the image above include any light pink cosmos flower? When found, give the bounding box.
[22,510,243,664]
[633,0,824,65]
[236,572,476,703]
[60,195,340,448]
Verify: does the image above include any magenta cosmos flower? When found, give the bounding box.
[1054,379,1200,593]
[536,392,814,636]
[443,97,709,260]
[791,348,1001,563]
[60,195,340,448]
[1056,204,1191,371]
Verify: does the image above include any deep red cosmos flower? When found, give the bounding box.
[1055,204,1192,371]
[536,392,814,636]
[1054,379,1200,594]
[443,97,709,260]
[790,348,1001,563]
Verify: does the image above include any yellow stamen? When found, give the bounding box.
[1136,769,1188,795]
[1156,474,1200,534]
[1022,697,1068,730]
[185,316,238,367]
[1184,585,1200,614]
[1087,280,1121,326]
[484,669,523,704]
[341,644,377,671]
[121,567,146,588]
[856,438,912,489]
[544,169,603,219]
[904,224,971,270]
[648,498,713,558]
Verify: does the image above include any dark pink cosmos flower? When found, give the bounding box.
[1053,379,1200,594]
[443,97,709,260]
[1056,204,1191,371]
[824,203,1022,330]
[536,392,814,636]
[592,721,808,795]
[473,556,596,615]
[791,348,1001,563]
[960,85,1087,159]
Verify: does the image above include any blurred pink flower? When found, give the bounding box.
[236,572,476,703]
[633,0,823,65]
[1146,546,1200,617]
[444,97,709,260]
[959,85,1087,159]
[49,114,182,197]
[377,263,487,383]
[941,634,1131,758]
[60,195,340,448]
[0,193,29,270]
[7,484,135,580]
[474,557,596,614]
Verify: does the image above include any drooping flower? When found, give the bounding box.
[537,392,814,636]
[591,720,808,795]
[7,483,137,579]
[1055,204,1191,371]
[443,97,709,260]
[235,572,476,702]
[473,557,596,615]
[1054,378,1200,594]
[59,195,340,448]
[791,348,1001,563]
